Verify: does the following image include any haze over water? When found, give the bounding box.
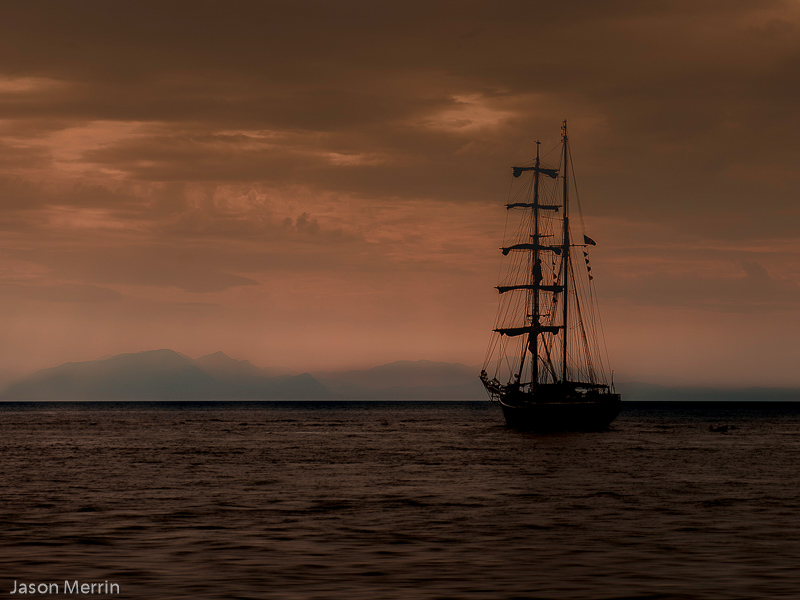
[2,400,799,599]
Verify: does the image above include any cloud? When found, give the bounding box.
[1,0,800,380]
[596,237,800,313]
[0,282,122,303]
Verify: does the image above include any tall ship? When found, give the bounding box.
[480,121,621,432]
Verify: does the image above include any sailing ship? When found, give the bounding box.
[480,121,621,432]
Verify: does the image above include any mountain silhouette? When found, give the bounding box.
[0,349,329,400]
[3,352,794,401]
[194,351,266,377]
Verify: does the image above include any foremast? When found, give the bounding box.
[522,134,564,387]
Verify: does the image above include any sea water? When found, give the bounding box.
[1,400,799,600]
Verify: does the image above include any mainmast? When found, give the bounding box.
[530,142,542,385]
[561,120,570,385]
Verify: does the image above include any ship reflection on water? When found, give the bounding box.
[1,400,799,599]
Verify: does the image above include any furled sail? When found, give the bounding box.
[506,202,560,211]
[496,284,564,294]
[512,166,559,179]
[494,325,563,337]
[501,243,562,256]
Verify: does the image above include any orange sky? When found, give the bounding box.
[1,1,800,385]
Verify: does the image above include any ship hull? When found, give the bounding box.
[498,390,621,433]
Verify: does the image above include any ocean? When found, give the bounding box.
[1,400,799,600]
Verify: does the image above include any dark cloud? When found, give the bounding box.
[1,0,797,226]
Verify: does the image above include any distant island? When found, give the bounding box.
[0,349,484,400]
[0,349,798,401]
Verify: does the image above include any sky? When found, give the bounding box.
[1,0,799,385]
